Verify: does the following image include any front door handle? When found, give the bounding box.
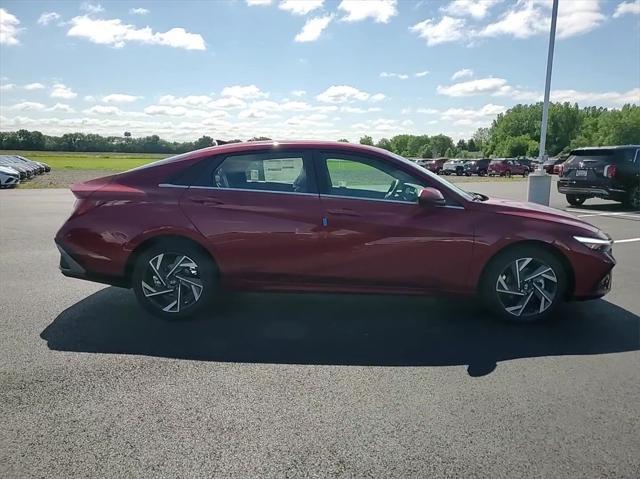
[327,208,360,217]
[187,196,224,206]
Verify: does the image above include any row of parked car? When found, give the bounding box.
[0,155,51,188]
[413,157,541,177]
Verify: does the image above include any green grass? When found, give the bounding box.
[0,150,167,171]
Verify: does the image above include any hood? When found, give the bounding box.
[479,197,603,235]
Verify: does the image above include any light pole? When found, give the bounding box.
[528,0,559,205]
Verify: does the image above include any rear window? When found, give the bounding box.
[569,148,637,163]
[490,160,503,165]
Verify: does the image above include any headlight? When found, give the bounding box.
[573,235,613,253]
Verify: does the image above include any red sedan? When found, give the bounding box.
[488,159,529,177]
[56,141,615,322]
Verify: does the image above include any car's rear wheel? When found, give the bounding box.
[566,194,587,206]
[481,246,567,322]
[505,170,512,178]
[623,185,640,209]
[132,240,217,320]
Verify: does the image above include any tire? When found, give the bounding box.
[566,194,587,206]
[479,170,487,177]
[505,170,512,178]
[481,245,567,323]
[623,185,640,209]
[132,239,218,320]
[456,168,463,176]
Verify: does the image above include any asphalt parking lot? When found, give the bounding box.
[1,180,639,478]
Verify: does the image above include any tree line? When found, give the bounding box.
[359,103,639,158]
[1,103,637,158]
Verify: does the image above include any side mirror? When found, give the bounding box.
[418,187,446,207]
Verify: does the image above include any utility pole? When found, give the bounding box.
[528,0,558,205]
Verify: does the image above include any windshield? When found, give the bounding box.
[389,151,475,202]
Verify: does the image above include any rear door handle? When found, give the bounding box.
[187,196,224,206]
[327,208,360,217]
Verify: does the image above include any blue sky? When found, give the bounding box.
[0,0,639,142]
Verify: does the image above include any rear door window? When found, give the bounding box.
[212,151,316,194]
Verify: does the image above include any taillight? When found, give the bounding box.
[557,164,564,176]
[603,164,616,178]
[72,198,100,216]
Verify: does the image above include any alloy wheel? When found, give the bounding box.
[495,257,558,318]
[141,253,204,313]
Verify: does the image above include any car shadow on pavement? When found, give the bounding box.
[41,287,640,377]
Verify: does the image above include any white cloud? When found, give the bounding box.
[50,83,78,99]
[380,72,409,80]
[369,93,386,103]
[417,108,439,114]
[440,103,507,122]
[48,103,75,113]
[291,90,306,97]
[84,95,96,102]
[67,15,206,50]
[550,88,640,106]
[9,102,46,111]
[209,97,247,109]
[280,100,311,111]
[451,68,474,81]
[85,105,124,115]
[415,70,429,77]
[129,8,150,15]
[437,77,508,97]
[24,82,46,90]
[441,0,500,19]
[410,16,465,46]
[81,2,105,14]
[613,1,640,18]
[295,14,333,42]
[144,105,228,118]
[0,8,22,45]
[279,0,324,16]
[480,0,605,40]
[37,12,61,26]
[246,0,272,5]
[338,0,397,23]
[102,93,143,103]
[158,94,212,107]
[221,85,268,99]
[0,83,16,91]
[238,108,270,119]
[317,85,370,103]
[144,105,189,116]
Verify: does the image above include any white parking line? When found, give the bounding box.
[564,208,640,220]
[614,237,640,244]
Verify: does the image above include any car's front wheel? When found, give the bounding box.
[481,246,567,322]
[566,194,587,206]
[132,240,217,320]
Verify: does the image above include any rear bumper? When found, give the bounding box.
[56,241,129,288]
[557,181,627,199]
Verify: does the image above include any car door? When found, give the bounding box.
[313,150,475,292]
[179,149,325,287]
